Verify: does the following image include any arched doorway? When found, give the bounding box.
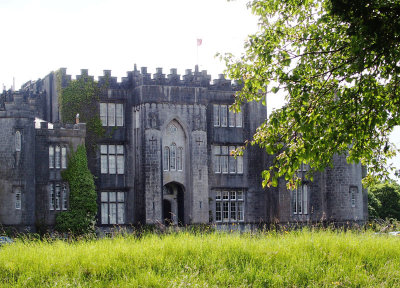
[162,182,185,225]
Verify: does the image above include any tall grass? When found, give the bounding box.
[0,230,399,287]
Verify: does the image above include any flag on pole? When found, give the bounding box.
[197,38,202,46]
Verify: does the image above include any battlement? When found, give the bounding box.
[0,90,38,117]
[56,66,242,91]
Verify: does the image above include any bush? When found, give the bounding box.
[368,182,400,220]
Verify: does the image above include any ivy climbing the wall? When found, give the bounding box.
[56,70,105,149]
[56,145,97,235]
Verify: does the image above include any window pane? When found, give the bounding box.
[109,155,116,174]
[55,146,61,169]
[164,147,170,171]
[216,190,221,200]
[100,103,107,126]
[15,131,21,152]
[222,155,228,173]
[62,184,67,210]
[117,155,124,174]
[49,146,54,169]
[230,191,236,200]
[213,104,220,126]
[108,103,115,126]
[229,146,236,174]
[101,203,109,224]
[216,202,222,222]
[117,192,124,202]
[237,191,243,200]
[109,203,117,224]
[61,147,67,169]
[108,145,115,154]
[177,147,183,171]
[223,202,229,222]
[292,189,297,214]
[101,155,108,174]
[230,201,236,221]
[101,192,108,202]
[109,192,116,202]
[238,202,244,221]
[236,111,243,127]
[117,203,125,224]
[116,104,124,126]
[297,188,302,214]
[303,185,308,214]
[116,145,124,154]
[15,189,21,210]
[170,144,176,170]
[55,184,61,210]
[100,145,108,154]
[220,105,228,127]
[229,108,235,127]
[213,146,221,173]
[237,155,243,174]
[49,184,54,210]
[223,191,229,200]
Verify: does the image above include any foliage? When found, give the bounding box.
[222,0,400,188]
[55,145,97,235]
[368,182,400,220]
[1,230,400,287]
[57,71,105,149]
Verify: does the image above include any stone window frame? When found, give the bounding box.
[100,102,124,127]
[213,104,243,128]
[350,186,358,208]
[14,187,22,210]
[15,130,22,152]
[100,144,125,175]
[215,189,245,223]
[49,182,68,211]
[292,164,309,215]
[213,145,243,175]
[163,143,184,172]
[100,191,125,225]
[49,144,67,170]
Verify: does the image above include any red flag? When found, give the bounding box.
[197,39,202,46]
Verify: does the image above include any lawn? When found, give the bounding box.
[0,229,399,287]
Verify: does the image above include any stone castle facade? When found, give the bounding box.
[0,66,368,232]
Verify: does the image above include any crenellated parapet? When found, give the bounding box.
[35,120,86,138]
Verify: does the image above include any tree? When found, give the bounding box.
[368,182,400,220]
[56,145,97,235]
[222,0,400,188]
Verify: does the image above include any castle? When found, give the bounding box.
[0,66,368,232]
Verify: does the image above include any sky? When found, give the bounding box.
[0,0,398,180]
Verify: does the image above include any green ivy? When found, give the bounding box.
[55,145,97,235]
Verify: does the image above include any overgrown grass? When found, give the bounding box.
[0,229,399,287]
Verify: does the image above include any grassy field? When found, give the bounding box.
[0,229,399,287]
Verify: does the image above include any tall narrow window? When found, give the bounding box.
[213,104,220,127]
[100,145,108,174]
[170,143,176,170]
[55,184,61,210]
[221,146,229,173]
[49,146,54,169]
[15,188,21,210]
[55,146,61,169]
[237,154,243,174]
[116,145,124,174]
[15,131,21,152]
[229,146,236,174]
[62,183,68,210]
[49,184,55,210]
[293,184,308,215]
[236,111,243,127]
[108,145,116,174]
[229,108,235,127]
[100,103,107,126]
[61,147,67,169]
[164,147,170,171]
[108,103,116,126]
[213,146,221,173]
[116,104,124,126]
[177,147,183,171]
[220,105,228,127]
[350,186,357,208]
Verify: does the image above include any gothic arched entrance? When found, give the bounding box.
[162,182,185,225]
